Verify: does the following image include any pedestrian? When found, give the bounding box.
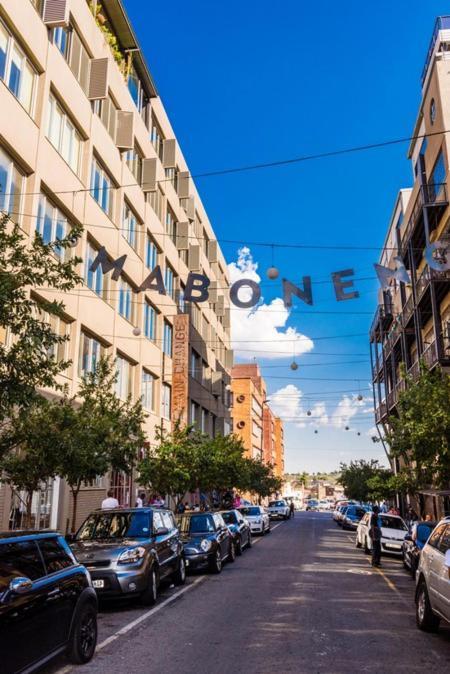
[369,506,382,567]
[289,501,295,518]
[101,489,119,510]
[184,502,191,511]
[193,503,200,512]
[177,502,185,514]
[135,492,146,508]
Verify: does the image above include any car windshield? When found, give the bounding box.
[380,516,407,531]
[269,501,285,507]
[309,500,318,505]
[221,512,237,525]
[177,514,215,534]
[239,507,260,516]
[348,507,366,518]
[77,512,151,540]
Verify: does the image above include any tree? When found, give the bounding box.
[0,397,60,527]
[386,365,450,491]
[338,459,389,502]
[293,472,309,489]
[0,213,81,443]
[242,458,283,501]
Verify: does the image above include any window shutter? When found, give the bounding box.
[209,280,218,303]
[162,139,176,168]
[186,195,195,222]
[216,295,225,317]
[223,308,231,329]
[69,30,81,77]
[178,171,190,199]
[176,221,189,250]
[225,349,234,370]
[188,245,201,271]
[208,240,218,264]
[211,370,222,396]
[43,0,69,26]
[115,111,134,149]
[141,158,157,192]
[88,58,109,100]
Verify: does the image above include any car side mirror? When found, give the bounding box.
[445,549,450,568]
[155,527,169,536]
[9,577,33,595]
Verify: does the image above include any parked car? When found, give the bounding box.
[0,531,97,673]
[238,506,270,535]
[267,499,290,520]
[220,510,252,554]
[415,517,450,631]
[335,506,349,525]
[306,499,319,511]
[342,505,368,530]
[356,512,408,556]
[176,511,234,573]
[403,520,437,577]
[69,508,185,606]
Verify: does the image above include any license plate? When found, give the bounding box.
[387,543,401,549]
[92,579,104,589]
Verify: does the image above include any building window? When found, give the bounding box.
[178,282,185,312]
[145,233,158,270]
[92,95,118,139]
[191,350,200,379]
[141,370,155,411]
[0,147,24,223]
[428,150,446,201]
[47,94,82,174]
[165,167,178,192]
[122,201,139,250]
[143,301,156,341]
[51,26,70,58]
[125,146,143,184]
[0,21,37,115]
[67,28,90,94]
[161,383,171,419]
[116,354,134,400]
[118,277,135,323]
[190,400,199,425]
[149,185,164,223]
[165,263,175,301]
[127,65,144,112]
[201,408,208,433]
[165,207,176,244]
[85,239,109,300]
[79,331,103,375]
[36,194,68,259]
[90,157,114,218]
[163,320,173,357]
[36,301,70,364]
[150,115,164,161]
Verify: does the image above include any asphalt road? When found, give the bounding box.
[52,512,450,674]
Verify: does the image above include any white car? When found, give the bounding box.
[356,512,408,556]
[415,516,450,631]
[238,506,270,535]
[267,499,290,520]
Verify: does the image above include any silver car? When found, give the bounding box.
[238,506,270,535]
[415,516,450,631]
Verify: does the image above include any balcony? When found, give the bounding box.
[370,303,394,341]
[375,401,387,424]
[423,340,438,369]
[399,184,448,261]
[421,16,450,89]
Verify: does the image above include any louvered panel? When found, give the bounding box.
[225,349,234,370]
[88,58,109,100]
[188,245,201,271]
[162,139,176,168]
[115,111,134,149]
[216,295,225,317]
[43,0,69,26]
[186,195,195,222]
[208,240,218,264]
[176,221,189,250]
[209,280,218,303]
[211,370,222,396]
[141,158,157,192]
[178,171,190,199]
[223,308,231,329]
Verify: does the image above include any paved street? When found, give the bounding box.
[53,512,450,674]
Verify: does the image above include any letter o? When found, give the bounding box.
[229,279,261,309]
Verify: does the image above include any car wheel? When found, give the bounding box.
[67,602,97,665]
[364,537,371,554]
[228,541,236,563]
[247,532,252,548]
[209,548,223,574]
[173,556,187,586]
[402,552,409,571]
[235,537,243,556]
[416,581,440,632]
[140,567,158,606]
[266,524,271,534]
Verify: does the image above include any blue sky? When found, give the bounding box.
[125,0,448,472]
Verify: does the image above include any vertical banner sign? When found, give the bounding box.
[172,314,190,425]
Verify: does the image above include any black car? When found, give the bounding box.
[176,511,234,573]
[69,508,185,605]
[220,509,252,554]
[0,531,97,674]
[403,520,437,577]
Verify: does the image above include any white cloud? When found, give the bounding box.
[228,248,314,359]
[331,395,365,429]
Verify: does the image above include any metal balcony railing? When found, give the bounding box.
[400,183,448,258]
[421,16,450,87]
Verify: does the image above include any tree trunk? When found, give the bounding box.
[71,485,81,533]
[24,491,33,529]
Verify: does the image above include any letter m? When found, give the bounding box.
[90,246,127,281]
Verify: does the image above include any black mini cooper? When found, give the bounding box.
[176,511,234,573]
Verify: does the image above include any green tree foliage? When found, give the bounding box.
[338,459,390,502]
[0,213,81,434]
[386,365,450,491]
[242,458,283,501]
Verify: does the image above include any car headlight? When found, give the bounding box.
[118,546,146,565]
[254,519,261,524]
[200,539,212,552]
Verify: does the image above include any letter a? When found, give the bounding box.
[138,265,166,294]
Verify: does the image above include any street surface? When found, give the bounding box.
[51,512,450,674]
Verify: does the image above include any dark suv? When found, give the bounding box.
[69,508,185,605]
[0,531,97,673]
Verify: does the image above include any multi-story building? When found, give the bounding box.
[231,364,284,475]
[370,16,450,513]
[0,0,232,531]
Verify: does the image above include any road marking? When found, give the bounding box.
[252,522,282,544]
[56,577,207,674]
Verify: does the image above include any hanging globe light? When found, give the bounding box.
[266,266,279,280]
[290,360,298,371]
[357,394,363,401]
[132,326,141,336]
[314,430,318,434]
[307,410,312,416]
[357,432,361,436]
[345,426,350,431]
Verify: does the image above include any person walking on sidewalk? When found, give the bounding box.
[289,501,295,518]
[370,506,382,567]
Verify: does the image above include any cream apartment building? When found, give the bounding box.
[0,0,232,531]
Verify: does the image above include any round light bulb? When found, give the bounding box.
[266,266,279,280]
[132,326,141,336]
[307,410,311,416]
[290,361,298,371]
[357,394,363,401]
